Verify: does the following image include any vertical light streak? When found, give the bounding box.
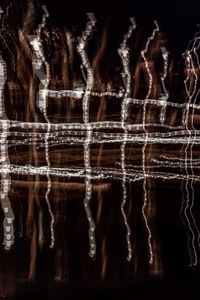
[0,53,15,250]
[160,47,169,123]
[190,35,200,258]
[182,45,197,266]
[77,13,96,258]
[181,34,200,265]
[28,6,55,248]
[118,18,136,261]
[141,21,159,264]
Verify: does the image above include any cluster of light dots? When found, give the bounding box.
[1,5,200,267]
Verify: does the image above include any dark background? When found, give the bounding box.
[3,0,200,299]
[42,0,200,51]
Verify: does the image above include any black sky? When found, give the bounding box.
[40,0,200,52]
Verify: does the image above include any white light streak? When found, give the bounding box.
[28,6,55,249]
[141,21,159,264]
[118,17,136,261]
[77,13,96,258]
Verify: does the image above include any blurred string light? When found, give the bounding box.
[0,4,200,269]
